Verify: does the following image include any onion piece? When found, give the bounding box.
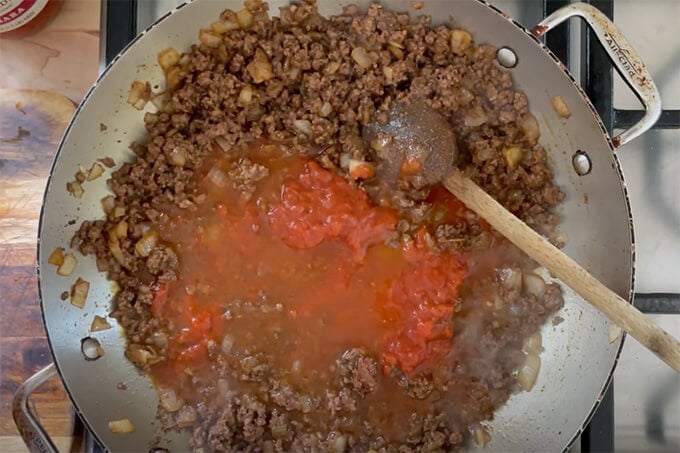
[168,147,187,167]
[211,20,239,34]
[135,230,158,257]
[221,334,234,354]
[293,119,312,135]
[57,253,77,276]
[472,425,491,447]
[521,113,540,146]
[158,386,184,412]
[500,267,522,291]
[325,61,341,75]
[332,435,348,453]
[522,332,543,355]
[109,418,134,434]
[66,181,84,199]
[522,272,546,297]
[247,59,274,84]
[157,48,180,71]
[101,197,115,216]
[319,101,333,118]
[518,354,541,391]
[238,84,254,106]
[214,136,231,153]
[70,277,90,309]
[91,315,112,332]
[503,146,524,167]
[450,29,472,55]
[207,166,229,188]
[127,81,151,110]
[166,66,183,90]
[551,95,571,118]
[349,160,375,180]
[199,29,222,49]
[48,247,65,266]
[87,163,105,181]
[351,47,372,69]
[236,8,253,29]
[463,105,487,127]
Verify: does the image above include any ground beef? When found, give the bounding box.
[72,1,567,451]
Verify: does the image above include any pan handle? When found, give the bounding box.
[531,2,662,149]
[12,363,60,453]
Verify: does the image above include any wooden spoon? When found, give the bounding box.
[365,101,680,373]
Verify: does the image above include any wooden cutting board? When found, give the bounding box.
[0,89,80,452]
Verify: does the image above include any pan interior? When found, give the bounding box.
[37,0,631,451]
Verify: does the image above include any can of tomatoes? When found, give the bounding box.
[0,0,62,38]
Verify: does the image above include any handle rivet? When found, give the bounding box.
[497,47,518,68]
[80,337,103,361]
[572,150,592,176]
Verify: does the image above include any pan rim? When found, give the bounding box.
[35,0,633,451]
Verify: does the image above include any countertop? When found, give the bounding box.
[0,1,100,451]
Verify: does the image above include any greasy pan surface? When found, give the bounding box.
[38,0,632,451]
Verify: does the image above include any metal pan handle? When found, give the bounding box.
[532,2,662,149]
[12,363,60,453]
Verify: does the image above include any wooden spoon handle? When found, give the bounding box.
[443,170,680,373]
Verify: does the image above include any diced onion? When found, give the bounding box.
[128,344,160,365]
[521,113,540,146]
[522,332,543,355]
[67,181,84,199]
[166,66,183,90]
[472,425,491,447]
[207,166,229,187]
[293,119,312,135]
[176,405,197,428]
[48,247,65,266]
[236,8,253,29]
[450,29,472,55]
[325,61,341,75]
[518,354,541,391]
[113,206,126,218]
[157,48,180,71]
[221,334,234,354]
[504,146,524,167]
[91,315,112,332]
[299,395,313,413]
[87,163,105,181]
[551,95,571,118]
[70,277,90,309]
[522,272,546,297]
[127,81,151,110]
[135,230,158,257]
[211,20,239,34]
[109,418,134,434]
[158,386,184,412]
[333,435,348,453]
[199,29,222,48]
[57,253,77,276]
[349,160,375,180]
[609,324,623,343]
[214,136,231,153]
[239,84,254,106]
[247,59,274,83]
[500,267,521,291]
[382,66,394,81]
[388,43,404,60]
[319,101,333,117]
[168,147,187,167]
[351,47,372,69]
[463,105,487,127]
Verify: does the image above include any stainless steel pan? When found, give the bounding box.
[15,0,661,451]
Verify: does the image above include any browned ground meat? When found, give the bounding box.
[71,1,566,451]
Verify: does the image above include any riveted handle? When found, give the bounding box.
[12,363,60,453]
[532,2,662,149]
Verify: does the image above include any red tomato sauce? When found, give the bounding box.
[149,147,469,387]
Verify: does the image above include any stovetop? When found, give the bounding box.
[96,0,679,451]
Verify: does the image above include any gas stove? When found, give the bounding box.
[92,0,677,451]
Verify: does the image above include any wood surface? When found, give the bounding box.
[0,1,101,451]
[444,170,680,373]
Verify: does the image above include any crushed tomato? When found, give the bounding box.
[150,156,469,381]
